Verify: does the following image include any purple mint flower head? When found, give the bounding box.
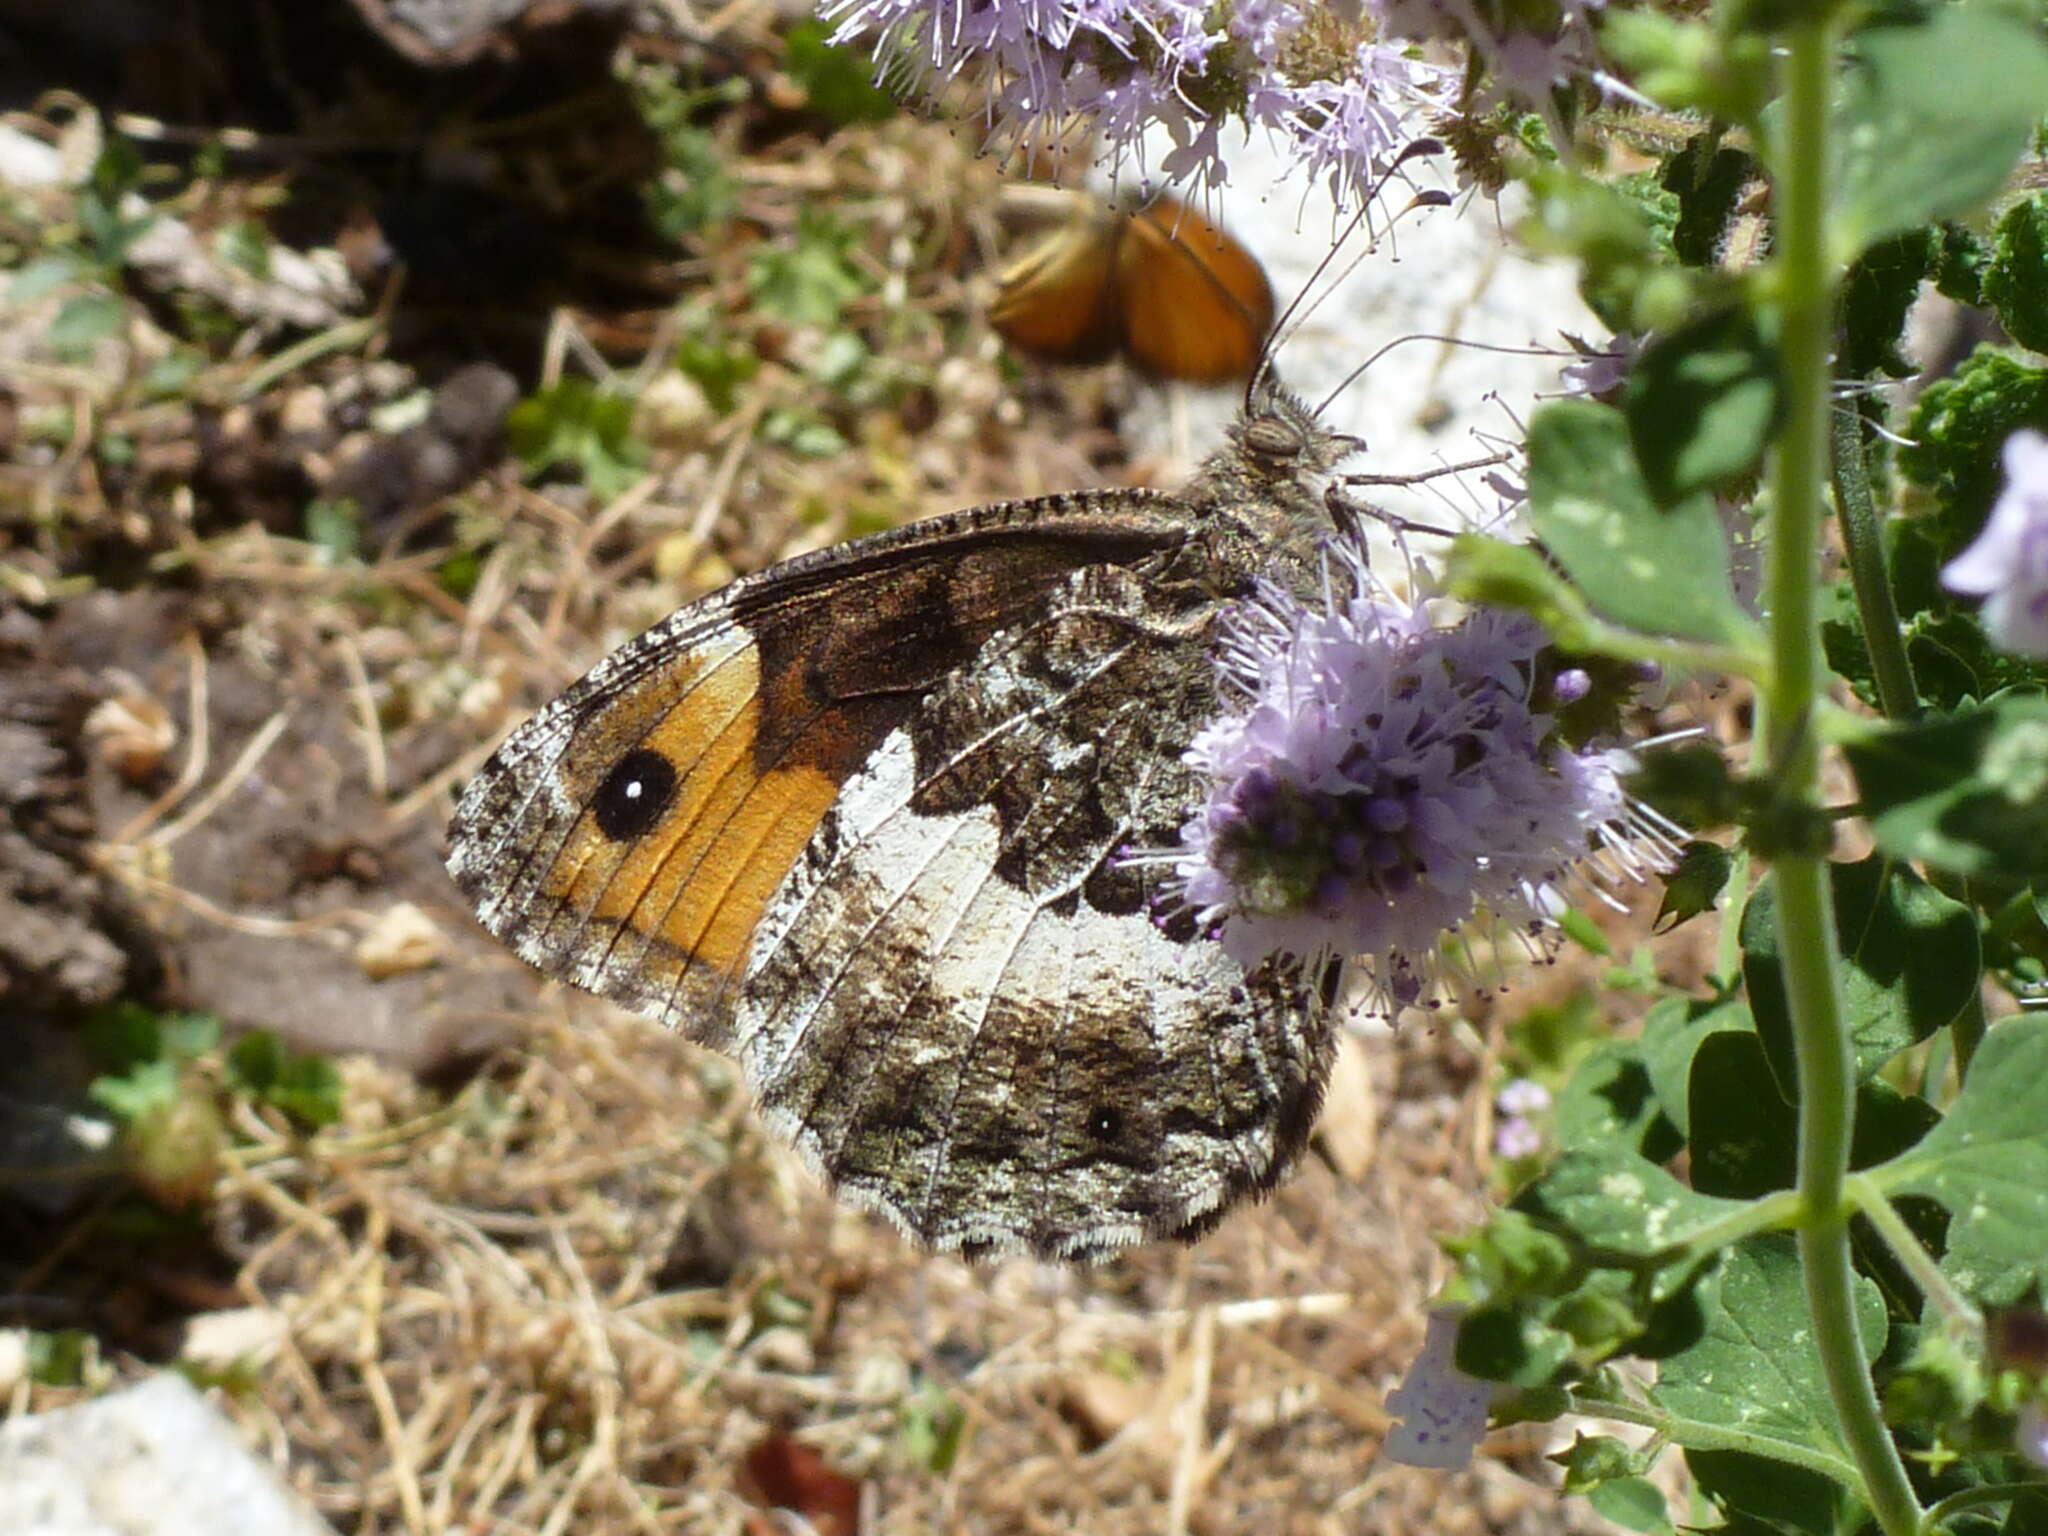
[1167,534,1679,1011]
[1942,429,2048,659]
[826,0,1453,202]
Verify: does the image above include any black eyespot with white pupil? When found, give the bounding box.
[593,748,677,841]
[1088,1105,1122,1141]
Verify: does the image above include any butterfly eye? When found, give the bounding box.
[1241,417,1304,462]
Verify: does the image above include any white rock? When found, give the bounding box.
[0,1373,334,1536]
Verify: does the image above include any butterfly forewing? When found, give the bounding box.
[448,494,1189,1041]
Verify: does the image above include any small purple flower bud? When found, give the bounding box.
[1365,796,1409,833]
[1551,668,1592,704]
[1333,830,1367,868]
[1496,1078,1552,1117]
[1494,1116,1543,1160]
[1370,835,1405,869]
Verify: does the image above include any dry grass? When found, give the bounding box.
[0,29,1688,1529]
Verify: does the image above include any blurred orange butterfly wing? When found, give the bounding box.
[987,219,1125,365]
[1115,200,1275,384]
[990,195,1275,384]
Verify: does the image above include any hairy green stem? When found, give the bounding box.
[1831,406,1918,720]
[1767,22,1926,1536]
[1846,1174,1984,1340]
[1920,1483,2047,1532]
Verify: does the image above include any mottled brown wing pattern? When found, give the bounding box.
[731,562,1340,1259]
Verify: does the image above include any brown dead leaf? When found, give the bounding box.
[739,1431,862,1536]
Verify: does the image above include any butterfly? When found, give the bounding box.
[446,380,1362,1261]
[989,193,1276,385]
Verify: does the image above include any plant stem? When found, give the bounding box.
[1766,21,1926,1536]
[1920,1483,2047,1532]
[1831,406,1918,720]
[1559,1391,1860,1488]
[1949,990,1986,1084]
[1845,1174,1983,1340]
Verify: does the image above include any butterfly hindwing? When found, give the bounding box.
[731,561,1339,1257]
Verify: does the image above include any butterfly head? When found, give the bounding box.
[1182,377,1365,562]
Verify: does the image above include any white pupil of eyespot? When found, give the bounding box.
[624,781,643,799]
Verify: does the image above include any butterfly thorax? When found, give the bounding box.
[1176,383,1361,594]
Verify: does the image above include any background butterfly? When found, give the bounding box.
[989,194,1276,385]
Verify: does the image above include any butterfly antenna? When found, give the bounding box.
[1316,331,1566,418]
[1246,137,1448,413]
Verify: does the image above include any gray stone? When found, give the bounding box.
[0,1374,335,1536]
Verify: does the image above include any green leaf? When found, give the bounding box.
[1686,1031,1797,1198]
[1555,1431,1642,1489]
[783,20,898,126]
[675,335,759,415]
[760,406,849,458]
[1625,745,1746,831]
[88,1058,179,1122]
[1742,856,1978,1090]
[1517,1144,1746,1263]
[1874,1016,2048,1305]
[748,208,870,328]
[1623,305,1778,506]
[1639,994,1753,1137]
[1985,194,2048,355]
[1840,228,1937,379]
[505,378,649,501]
[1551,1038,1672,1155]
[1902,350,2048,543]
[646,125,737,239]
[1654,840,1734,932]
[1588,1477,1674,1535]
[1935,222,1993,307]
[1440,535,1602,650]
[303,498,362,565]
[1660,139,1757,270]
[27,1330,91,1387]
[1848,697,2048,882]
[1832,7,2048,258]
[1656,1236,1884,1484]
[8,251,88,302]
[1518,166,1695,334]
[226,1031,344,1130]
[1525,401,1755,645]
[46,293,127,359]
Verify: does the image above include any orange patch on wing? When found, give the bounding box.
[548,637,842,981]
